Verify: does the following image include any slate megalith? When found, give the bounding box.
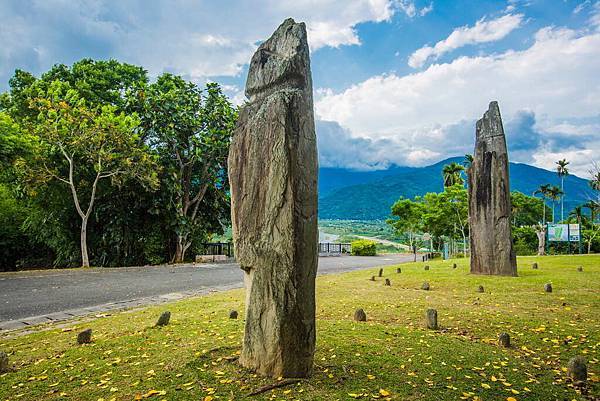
[468,102,517,276]
[228,18,318,378]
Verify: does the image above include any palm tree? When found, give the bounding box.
[569,205,584,226]
[533,184,551,224]
[462,154,473,168]
[583,200,598,226]
[556,159,569,221]
[546,185,563,223]
[442,162,465,188]
[590,171,600,192]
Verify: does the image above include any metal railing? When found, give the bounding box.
[319,242,352,254]
[199,243,234,257]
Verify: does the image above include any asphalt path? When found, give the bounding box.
[0,254,412,322]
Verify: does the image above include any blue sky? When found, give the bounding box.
[1,0,599,176]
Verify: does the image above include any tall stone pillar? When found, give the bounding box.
[468,101,517,276]
[228,18,318,378]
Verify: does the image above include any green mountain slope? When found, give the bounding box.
[319,157,593,220]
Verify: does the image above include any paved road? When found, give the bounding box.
[0,254,412,325]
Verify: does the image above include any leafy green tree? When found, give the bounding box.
[387,198,425,260]
[556,159,569,221]
[23,81,158,267]
[133,74,237,263]
[510,191,548,226]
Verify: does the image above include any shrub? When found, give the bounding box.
[351,239,377,256]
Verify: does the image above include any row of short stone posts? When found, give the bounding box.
[352,307,587,385]
[69,309,239,346]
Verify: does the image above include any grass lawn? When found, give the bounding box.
[1,255,598,401]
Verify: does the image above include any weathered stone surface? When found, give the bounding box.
[424,265,430,271]
[421,282,430,291]
[378,268,384,277]
[567,356,587,384]
[0,351,8,373]
[229,310,238,319]
[532,262,538,269]
[228,18,318,378]
[468,102,517,276]
[77,329,92,344]
[426,309,438,330]
[477,285,485,293]
[498,332,510,347]
[544,283,553,293]
[156,311,171,327]
[385,279,391,286]
[354,309,367,322]
[396,267,402,273]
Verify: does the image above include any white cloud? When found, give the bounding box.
[408,13,524,68]
[316,25,600,175]
[0,0,400,88]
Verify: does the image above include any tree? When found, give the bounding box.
[24,81,158,267]
[462,154,473,169]
[442,162,465,187]
[387,198,424,261]
[534,184,552,224]
[556,159,569,221]
[133,75,236,263]
[546,185,563,223]
[511,191,548,226]
[583,200,599,253]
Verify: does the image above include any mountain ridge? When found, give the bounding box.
[318,157,593,220]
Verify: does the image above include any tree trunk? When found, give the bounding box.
[561,177,564,222]
[173,234,188,263]
[536,226,546,256]
[81,217,90,267]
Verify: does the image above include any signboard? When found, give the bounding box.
[548,224,568,242]
[548,224,580,242]
[569,224,581,241]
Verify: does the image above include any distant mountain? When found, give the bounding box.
[318,157,594,220]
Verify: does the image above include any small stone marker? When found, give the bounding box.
[544,283,553,293]
[498,332,510,348]
[378,268,383,277]
[77,329,92,344]
[453,263,457,269]
[396,267,402,273]
[426,309,438,330]
[0,351,9,373]
[370,275,376,281]
[532,262,538,269]
[577,266,583,272]
[354,308,367,322]
[421,282,430,291]
[424,265,430,271]
[229,310,238,319]
[156,311,171,327]
[477,285,484,293]
[567,356,587,385]
[385,279,391,286]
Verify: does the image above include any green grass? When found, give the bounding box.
[1,255,599,400]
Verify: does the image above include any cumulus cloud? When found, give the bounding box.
[408,13,524,68]
[316,25,600,175]
[0,0,404,89]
